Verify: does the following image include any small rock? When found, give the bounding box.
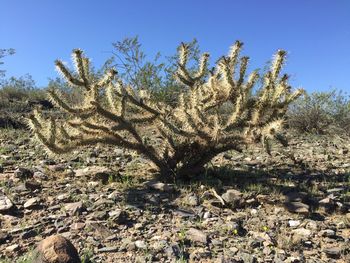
[87,222,113,239]
[305,220,318,231]
[134,223,143,230]
[64,201,84,215]
[185,194,199,206]
[146,181,174,192]
[57,193,70,201]
[108,209,129,224]
[189,248,211,261]
[114,148,124,157]
[40,159,56,165]
[288,220,301,227]
[47,164,66,172]
[165,243,181,258]
[98,246,118,253]
[250,208,258,215]
[70,223,85,231]
[24,197,40,209]
[14,167,33,180]
[0,231,9,245]
[284,201,309,214]
[292,228,312,242]
[6,244,20,252]
[0,190,14,211]
[24,180,42,191]
[319,229,335,237]
[221,189,242,204]
[187,228,208,244]
[203,211,211,219]
[135,240,147,249]
[173,209,195,218]
[119,238,133,252]
[74,166,112,184]
[323,247,341,258]
[21,229,38,239]
[34,235,81,263]
[327,187,344,194]
[319,197,333,205]
[33,171,48,180]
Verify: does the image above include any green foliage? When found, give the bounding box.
[0,75,46,112]
[104,36,202,104]
[288,89,350,134]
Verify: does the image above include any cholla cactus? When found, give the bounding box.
[28,42,304,180]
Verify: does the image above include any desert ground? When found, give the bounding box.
[0,125,349,262]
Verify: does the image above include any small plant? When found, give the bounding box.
[81,248,95,263]
[29,41,303,180]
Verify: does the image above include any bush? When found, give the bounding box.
[29,41,303,180]
[0,75,47,112]
[288,90,350,134]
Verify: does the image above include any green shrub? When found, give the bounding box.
[0,75,46,112]
[288,89,350,134]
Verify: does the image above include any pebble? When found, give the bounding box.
[288,220,301,227]
[135,240,147,249]
[23,197,40,209]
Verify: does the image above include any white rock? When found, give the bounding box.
[0,191,13,211]
[24,197,40,209]
[288,220,301,227]
[203,211,211,219]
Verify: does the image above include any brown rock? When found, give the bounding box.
[64,201,84,216]
[34,235,81,263]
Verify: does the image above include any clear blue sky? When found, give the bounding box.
[1,0,350,93]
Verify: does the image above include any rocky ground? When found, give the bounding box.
[0,128,349,262]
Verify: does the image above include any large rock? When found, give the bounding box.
[33,235,81,263]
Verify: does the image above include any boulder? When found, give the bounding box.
[33,235,80,263]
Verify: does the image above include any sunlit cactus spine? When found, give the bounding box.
[28,41,304,180]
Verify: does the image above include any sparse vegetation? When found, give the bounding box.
[288,89,350,134]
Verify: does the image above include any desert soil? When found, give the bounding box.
[0,128,349,262]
